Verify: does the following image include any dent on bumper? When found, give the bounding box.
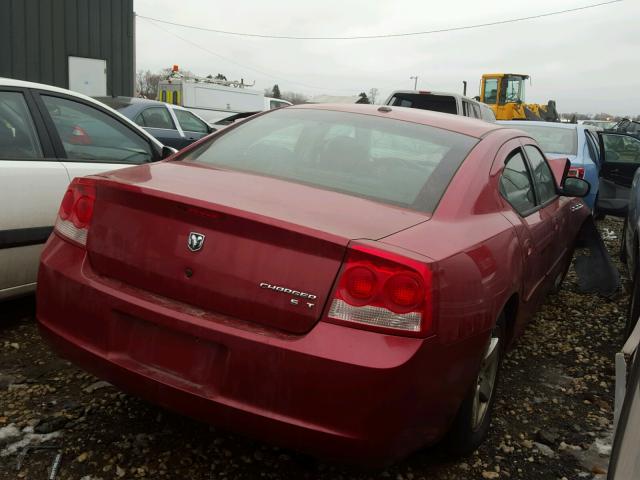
[36,235,486,464]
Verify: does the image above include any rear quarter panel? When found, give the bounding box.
[381,131,524,345]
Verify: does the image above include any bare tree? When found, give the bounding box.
[281,91,309,105]
[136,70,162,99]
[356,92,370,104]
[368,88,379,104]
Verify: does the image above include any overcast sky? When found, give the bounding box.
[134,0,638,115]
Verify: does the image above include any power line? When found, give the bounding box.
[136,0,622,41]
[141,18,358,92]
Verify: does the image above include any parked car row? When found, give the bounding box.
[502,121,640,220]
[96,96,215,150]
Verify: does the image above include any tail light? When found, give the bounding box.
[69,125,92,145]
[568,167,585,179]
[325,244,433,337]
[54,178,96,247]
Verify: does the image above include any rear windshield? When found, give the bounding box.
[512,124,578,155]
[183,108,477,213]
[387,93,457,115]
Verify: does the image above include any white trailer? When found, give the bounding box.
[157,68,290,124]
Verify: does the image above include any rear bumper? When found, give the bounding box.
[37,234,487,465]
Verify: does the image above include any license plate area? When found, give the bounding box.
[108,312,228,398]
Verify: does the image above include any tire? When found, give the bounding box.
[444,315,506,456]
[627,263,640,339]
[551,256,571,294]
[620,219,628,264]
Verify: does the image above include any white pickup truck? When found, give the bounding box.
[384,90,496,123]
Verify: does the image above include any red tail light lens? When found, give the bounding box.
[54,178,96,246]
[344,266,377,301]
[326,243,433,336]
[568,167,585,179]
[60,189,75,220]
[385,274,423,308]
[74,196,94,226]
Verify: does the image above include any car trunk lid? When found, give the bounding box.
[86,162,429,334]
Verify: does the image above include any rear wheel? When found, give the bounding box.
[444,316,505,456]
[551,257,571,294]
[620,219,628,264]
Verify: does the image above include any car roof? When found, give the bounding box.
[94,96,192,111]
[387,90,480,102]
[0,77,164,148]
[497,120,583,130]
[290,103,502,139]
[497,120,574,127]
[498,121,604,135]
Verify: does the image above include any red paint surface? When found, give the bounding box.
[37,106,589,465]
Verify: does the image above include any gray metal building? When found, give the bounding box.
[0,0,135,96]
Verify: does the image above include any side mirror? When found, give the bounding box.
[560,177,590,198]
[207,125,217,134]
[161,146,178,159]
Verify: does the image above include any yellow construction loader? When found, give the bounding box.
[479,73,559,122]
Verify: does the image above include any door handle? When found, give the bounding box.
[523,239,533,257]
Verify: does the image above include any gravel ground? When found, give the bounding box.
[0,217,630,480]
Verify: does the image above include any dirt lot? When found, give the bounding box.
[0,218,630,480]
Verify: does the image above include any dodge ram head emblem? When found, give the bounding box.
[187,232,205,252]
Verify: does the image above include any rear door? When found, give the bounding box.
[0,88,68,297]
[498,146,554,302]
[172,108,211,146]
[33,92,158,180]
[522,143,570,274]
[596,132,640,217]
[133,105,184,149]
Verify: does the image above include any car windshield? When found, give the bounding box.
[512,124,578,155]
[183,108,478,213]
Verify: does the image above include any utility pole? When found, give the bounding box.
[410,76,418,90]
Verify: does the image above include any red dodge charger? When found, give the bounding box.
[37,104,590,465]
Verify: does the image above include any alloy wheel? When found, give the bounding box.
[471,332,500,430]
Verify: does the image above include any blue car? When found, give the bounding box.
[497,121,601,210]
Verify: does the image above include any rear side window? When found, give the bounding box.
[500,150,536,215]
[184,108,478,213]
[0,91,43,159]
[174,109,209,134]
[41,95,153,164]
[524,145,557,204]
[388,94,457,115]
[135,107,175,129]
